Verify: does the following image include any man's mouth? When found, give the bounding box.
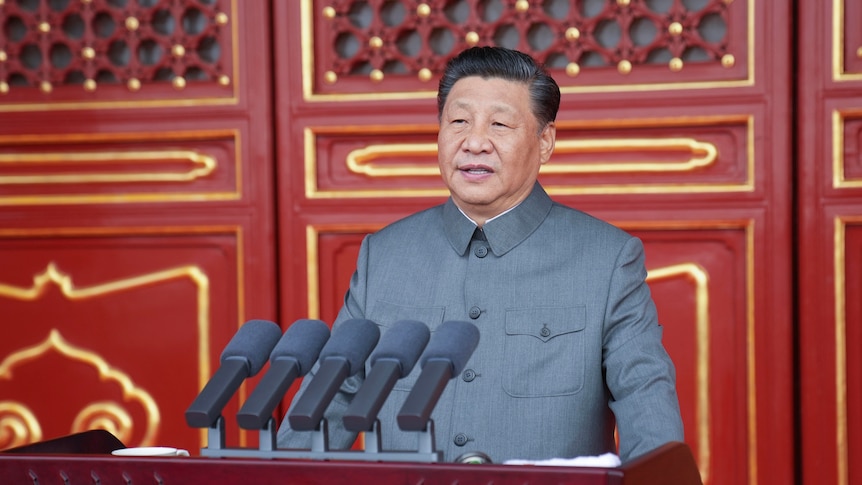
[460,165,493,174]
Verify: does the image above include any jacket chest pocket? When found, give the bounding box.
[502,306,586,397]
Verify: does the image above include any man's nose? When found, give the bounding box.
[463,125,492,153]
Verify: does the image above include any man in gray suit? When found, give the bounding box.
[278,46,684,464]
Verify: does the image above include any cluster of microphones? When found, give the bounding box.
[185,318,480,462]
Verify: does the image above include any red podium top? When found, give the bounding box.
[0,431,702,485]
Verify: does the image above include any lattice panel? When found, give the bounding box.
[0,0,235,106]
[308,0,749,97]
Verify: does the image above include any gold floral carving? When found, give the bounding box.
[0,329,159,446]
[0,262,212,447]
[0,402,42,449]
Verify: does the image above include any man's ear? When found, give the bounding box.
[539,122,556,165]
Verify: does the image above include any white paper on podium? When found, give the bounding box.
[503,452,621,467]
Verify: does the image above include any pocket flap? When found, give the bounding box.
[505,306,585,343]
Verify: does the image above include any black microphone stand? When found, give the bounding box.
[198,414,443,463]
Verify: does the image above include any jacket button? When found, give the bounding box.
[468,306,481,319]
[474,246,488,258]
[453,433,468,446]
[540,326,551,337]
[462,369,476,382]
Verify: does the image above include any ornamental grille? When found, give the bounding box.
[311,0,741,96]
[0,0,231,96]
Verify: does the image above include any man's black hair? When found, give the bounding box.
[437,46,561,129]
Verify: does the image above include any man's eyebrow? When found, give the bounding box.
[448,99,517,114]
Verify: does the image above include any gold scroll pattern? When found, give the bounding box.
[0,329,156,447]
[0,129,241,206]
[0,262,211,448]
[0,402,42,449]
[346,137,718,177]
[0,150,217,185]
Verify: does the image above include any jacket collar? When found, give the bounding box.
[443,182,553,256]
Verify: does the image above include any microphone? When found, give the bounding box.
[236,319,331,430]
[185,319,282,428]
[397,320,479,431]
[342,320,430,432]
[287,318,380,431]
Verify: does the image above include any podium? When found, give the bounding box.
[0,430,702,485]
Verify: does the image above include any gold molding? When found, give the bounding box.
[646,263,710,484]
[832,216,862,485]
[301,0,754,101]
[0,1,240,112]
[833,109,862,188]
[304,115,755,198]
[0,150,216,185]
[0,328,160,446]
[746,220,758,485]
[306,219,756,481]
[346,137,718,178]
[0,129,242,205]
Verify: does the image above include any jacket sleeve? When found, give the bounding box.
[602,236,685,462]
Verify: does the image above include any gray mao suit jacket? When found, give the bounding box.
[277,182,684,463]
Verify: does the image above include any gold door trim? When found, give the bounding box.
[647,263,710,484]
[833,109,862,188]
[833,0,862,82]
[0,150,216,185]
[833,215,862,485]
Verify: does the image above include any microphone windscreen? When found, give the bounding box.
[318,318,380,376]
[419,320,480,375]
[369,320,430,377]
[220,319,282,376]
[270,319,331,375]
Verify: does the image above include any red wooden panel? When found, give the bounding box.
[842,0,862,76]
[0,229,247,454]
[0,0,238,111]
[839,111,862,184]
[636,226,750,485]
[305,0,752,99]
[799,1,862,484]
[0,130,240,204]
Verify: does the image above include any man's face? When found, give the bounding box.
[438,76,555,224]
